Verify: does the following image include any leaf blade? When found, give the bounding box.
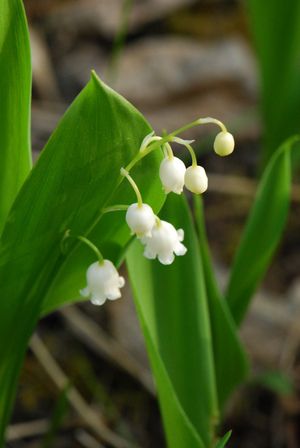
[226,136,300,325]
[0,0,32,234]
[193,195,249,408]
[0,73,165,443]
[126,193,218,447]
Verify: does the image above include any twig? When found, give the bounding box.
[75,429,106,448]
[59,305,155,396]
[6,419,49,441]
[29,333,135,448]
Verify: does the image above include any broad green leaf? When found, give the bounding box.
[0,73,164,444]
[247,0,300,169]
[214,430,232,448]
[226,136,300,326]
[126,193,218,448]
[0,0,32,234]
[40,152,164,315]
[193,195,248,408]
[133,297,206,448]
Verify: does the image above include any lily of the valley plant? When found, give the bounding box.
[1,2,299,448]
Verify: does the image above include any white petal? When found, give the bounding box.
[90,295,107,306]
[158,252,175,265]
[126,203,155,238]
[118,276,125,288]
[79,286,90,297]
[174,242,187,256]
[141,220,187,264]
[159,157,186,195]
[81,260,125,305]
[143,245,157,260]
[107,289,122,300]
[177,229,184,242]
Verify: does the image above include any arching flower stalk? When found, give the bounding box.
[169,137,208,195]
[121,168,156,238]
[198,117,235,156]
[61,231,125,306]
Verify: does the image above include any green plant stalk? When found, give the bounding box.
[0,0,32,235]
[247,0,300,171]
[106,0,135,87]
[193,195,248,409]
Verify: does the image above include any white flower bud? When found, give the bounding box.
[80,260,125,306]
[159,156,186,194]
[184,165,208,194]
[126,203,156,238]
[214,131,235,156]
[141,220,187,265]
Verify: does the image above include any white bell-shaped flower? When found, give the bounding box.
[141,220,187,265]
[214,131,235,156]
[159,156,186,194]
[80,260,125,306]
[184,165,208,194]
[126,203,156,238]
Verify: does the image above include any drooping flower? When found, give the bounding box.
[141,219,187,265]
[159,156,186,194]
[80,260,125,306]
[126,203,156,238]
[213,131,235,156]
[184,165,208,194]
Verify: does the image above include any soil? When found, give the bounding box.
[7,1,300,447]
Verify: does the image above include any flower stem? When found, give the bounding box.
[164,143,174,160]
[101,204,129,213]
[120,168,143,207]
[61,230,104,265]
[198,117,227,133]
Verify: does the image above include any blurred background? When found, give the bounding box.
[9,0,300,447]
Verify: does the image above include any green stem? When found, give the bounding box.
[185,143,198,167]
[120,168,143,207]
[164,143,174,160]
[106,0,135,88]
[62,231,104,265]
[102,204,129,213]
[198,117,227,133]
[87,116,227,238]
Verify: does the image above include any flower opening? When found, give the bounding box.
[80,260,125,306]
[141,220,187,265]
[159,156,186,194]
[126,202,156,238]
[184,165,208,194]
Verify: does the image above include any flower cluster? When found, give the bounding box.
[66,117,234,306]
[121,168,187,265]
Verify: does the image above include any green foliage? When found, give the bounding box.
[0,68,164,444]
[247,0,300,169]
[193,195,248,408]
[226,136,300,326]
[1,1,300,447]
[127,193,217,448]
[0,0,32,234]
[214,430,232,448]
